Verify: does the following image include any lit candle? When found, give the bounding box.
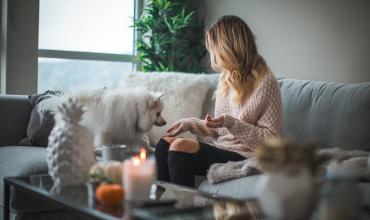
[123,148,156,201]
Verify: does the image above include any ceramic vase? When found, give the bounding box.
[47,99,95,186]
[256,169,315,219]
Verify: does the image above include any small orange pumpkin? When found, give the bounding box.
[95,184,124,205]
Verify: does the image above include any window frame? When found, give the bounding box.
[38,0,142,64]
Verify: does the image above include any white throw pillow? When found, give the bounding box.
[120,72,211,146]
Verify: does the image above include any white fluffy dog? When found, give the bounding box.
[38,87,166,152]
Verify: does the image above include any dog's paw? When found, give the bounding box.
[94,148,102,158]
[145,146,155,153]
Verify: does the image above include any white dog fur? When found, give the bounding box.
[38,87,166,152]
[121,72,211,146]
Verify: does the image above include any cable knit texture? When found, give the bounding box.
[185,73,283,158]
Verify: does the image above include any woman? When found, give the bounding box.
[155,15,283,187]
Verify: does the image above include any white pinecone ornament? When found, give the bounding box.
[47,98,96,186]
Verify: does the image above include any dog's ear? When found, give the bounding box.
[155,92,164,101]
[147,97,156,109]
[147,93,163,109]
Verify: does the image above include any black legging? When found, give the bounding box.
[155,138,245,187]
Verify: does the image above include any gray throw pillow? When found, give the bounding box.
[19,90,62,147]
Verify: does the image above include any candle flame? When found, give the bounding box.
[139,147,146,160]
[132,156,140,166]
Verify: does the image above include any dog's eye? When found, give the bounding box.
[156,112,161,117]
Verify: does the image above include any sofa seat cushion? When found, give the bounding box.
[198,175,261,200]
[0,146,59,213]
[279,79,370,150]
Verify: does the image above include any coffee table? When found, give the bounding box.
[3,175,263,220]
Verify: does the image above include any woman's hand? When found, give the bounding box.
[165,120,190,137]
[204,114,225,128]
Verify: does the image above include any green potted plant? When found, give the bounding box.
[133,0,207,72]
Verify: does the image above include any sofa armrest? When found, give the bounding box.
[0,95,31,146]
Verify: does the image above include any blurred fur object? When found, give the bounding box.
[316,147,369,181]
[207,157,262,184]
[207,137,370,183]
[256,137,315,175]
[213,200,263,220]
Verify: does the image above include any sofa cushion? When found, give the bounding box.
[201,73,219,118]
[198,175,261,200]
[0,95,31,146]
[0,147,52,211]
[200,75,370,150]
[279,79,370,150]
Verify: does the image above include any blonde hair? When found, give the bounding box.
[205,15,269,105]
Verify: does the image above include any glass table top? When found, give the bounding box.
[6,175,263,220]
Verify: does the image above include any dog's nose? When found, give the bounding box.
[155,120,166,127]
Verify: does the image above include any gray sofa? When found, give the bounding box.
[198,75,370,199]
[1,74,370,219]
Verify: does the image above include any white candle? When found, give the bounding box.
[123,148,156,201]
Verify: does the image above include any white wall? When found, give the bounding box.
[202,0,370,83]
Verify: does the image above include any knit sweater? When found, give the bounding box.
[182,73,283,158]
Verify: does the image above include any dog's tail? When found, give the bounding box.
[37,87,107,118]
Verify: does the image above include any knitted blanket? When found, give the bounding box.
[207,148,370,184]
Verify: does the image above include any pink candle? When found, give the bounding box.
[123,148,155,201]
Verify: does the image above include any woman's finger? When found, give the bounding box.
[168,124,184,136]
[166,123,179,133]
[166,132,176,137]
[166,125,175,133]
[205,121,221,128]
[205,121,214,127]
[166,128,175,134]
[166,129,176,137]
[168,123,182,134]
[211,116,223,123]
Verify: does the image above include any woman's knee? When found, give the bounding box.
[169,138,199,153]
[161,136,177,144]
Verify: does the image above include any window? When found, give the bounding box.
[38,0,137,92]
